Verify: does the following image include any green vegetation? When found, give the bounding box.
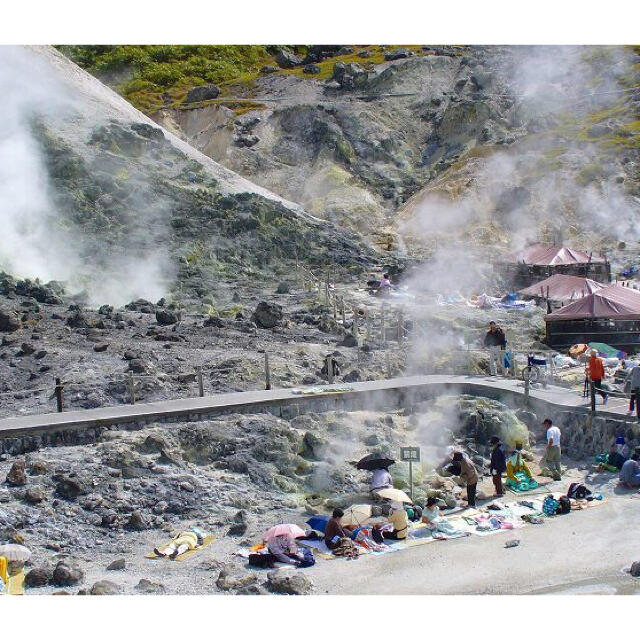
[56,45,277,113]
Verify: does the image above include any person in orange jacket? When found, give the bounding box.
[587,349,608,405]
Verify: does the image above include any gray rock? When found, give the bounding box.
[55,476,88,500]
[27,459,49,476]
[24,486,45,504]
[93,343,109,352]
[266,569,314,595]
[260,65,279,74]
[6,459,27,486]
[24,566,52,588]
[332,62,368,90]
[384,48,412,61]
[338,333,358,348]
[126,510,147,531]
[52,560,84,587]
[20,342,36,355]
[216,567,258,591]
[106,558,126,571]
[303,64,321,74]
[234,134,259,148]
[0,307,21,332]
[630,561,640,577]
[90,580,121,595]
[185,84,220,103]
[276,48,301,69]
[156,309,180,325]
[135,578,166,594]
[251,301,283,329]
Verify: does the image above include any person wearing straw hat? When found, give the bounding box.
[371,502,409,543]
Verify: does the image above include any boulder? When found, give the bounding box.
[93,343,109,353]
[303,64,321,74]
[251,302,283,329]
[106,558,126,571]
[55,476,88,500]
[135,578,166,594]
[185,84,220,103]
[216,567,258,591]
[630,561,640,577]
[0,307,21,332]
[126,510,147,531]
[20,342,36,355]
[204,316,226,328]
[260,65,279,74]
[338,333,358,348]
[90,580,122,595]
[332,62,368,90]
[227,509,250,536]
[234,134,259,148]
[52,560,84,587]
[276,48,301,68]
[156,309,180,325]
[266,569,314,595]
[384,48,412,60]
[24,566,52,588]
[6,459,27,486]
[24,486,44,504]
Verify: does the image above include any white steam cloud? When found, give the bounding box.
[0,46,172,307]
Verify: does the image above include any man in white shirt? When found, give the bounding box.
[542,418,562,480]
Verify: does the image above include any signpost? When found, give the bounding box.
[400,446,420,501]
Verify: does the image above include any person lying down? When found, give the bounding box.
[154,527,206,559]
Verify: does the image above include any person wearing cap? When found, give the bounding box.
[484,321,506,376]
[587,349,608,405]
[489,436,507,496]
[450,451,479,508]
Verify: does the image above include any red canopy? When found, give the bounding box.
[545,284,640,321]
[519,274,605,302]
[498,244,606,266]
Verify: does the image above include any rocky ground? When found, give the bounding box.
[0,393,548,595]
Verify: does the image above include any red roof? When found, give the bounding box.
[545,284,640,321]
[498,244,606,266]
[519,274,605,302]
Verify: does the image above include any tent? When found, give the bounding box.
[496,244,611,288]
[545,284,640,321]
[519,274,605,302]
[544,284,640,352]
[498,244,606,266]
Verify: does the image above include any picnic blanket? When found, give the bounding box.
[146,535,215,561]
[506,471,539,493]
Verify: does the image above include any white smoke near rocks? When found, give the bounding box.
[0,46,172,307]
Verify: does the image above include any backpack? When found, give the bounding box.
[567,482,592,500]
[248,552,277,568]
[556,495,571,515]
[542,495,559,516]
[296,548,315,568]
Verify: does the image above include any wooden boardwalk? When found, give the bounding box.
[0,374,629,440]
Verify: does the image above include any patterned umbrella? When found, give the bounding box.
[0,544,31,562]
[263,524,306,542]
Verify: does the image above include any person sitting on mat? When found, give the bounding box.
[154,527,205,560]
[324,508,355,550]
[619,453,640,489]
[267,533,304,565]
[506,442,534,482]
[371,502,409,543]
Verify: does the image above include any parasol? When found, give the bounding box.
[375,488,412,503]
[356,453,395,471]
[263,524,306,542]
[340,504,374,526]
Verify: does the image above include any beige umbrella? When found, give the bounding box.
[376,488,412,504]
[0,544,31,562]
[340,504,373,526]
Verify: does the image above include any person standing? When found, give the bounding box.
[587,349,608,405]
[484,321,506,376]
[451,451,479,508]
[489,436,507,497]
[542,418,562,480]
[626,362,640,421]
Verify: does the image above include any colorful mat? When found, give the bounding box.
[146,535,215,561]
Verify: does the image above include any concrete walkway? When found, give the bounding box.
[0,373,629,439]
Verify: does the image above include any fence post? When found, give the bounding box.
[196,366,204,397]
[381,306,387,344]
[265,353,271,391]
[325,354,334,384]
[128,373,136,405]
[590,380,596,415]
[55,377,64,413]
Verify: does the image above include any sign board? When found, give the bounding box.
[400,446,420,462]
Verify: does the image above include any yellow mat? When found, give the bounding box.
[146,535,215,561]
[4,571,24,595]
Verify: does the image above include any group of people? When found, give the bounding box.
[587,350,640,420]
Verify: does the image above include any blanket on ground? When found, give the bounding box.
[146,535,215,561]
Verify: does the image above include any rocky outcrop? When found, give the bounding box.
[185,84,220,103]
[266,569,314,595]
